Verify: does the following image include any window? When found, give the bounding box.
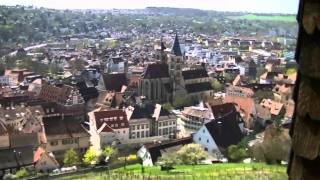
[137,132,140,138]
[121,123,125,127]
[137,125,140,130]
[132,125,135,130]
[62,139,74,145]
[146,124,149,129]
[141,131,145,138]
[141,124,144,129]
[207,139,209,143]
[50,141,58,146]
[203,129,205,133]
[198,137,201,141]
[204,147,208,151]
[146,131,149,137]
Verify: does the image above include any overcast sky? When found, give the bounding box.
[1,0,299,14]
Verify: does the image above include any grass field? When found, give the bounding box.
[57,163,287,180]
[230,14,296,22]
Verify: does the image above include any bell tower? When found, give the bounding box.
[168,33,183,88]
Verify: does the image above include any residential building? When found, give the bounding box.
[90,109,129,146]
[260,99,284,118]
[180,106,214,131]
[226,85,254,98]
[193,104,244,154]
[224,95,256,128]
[43,117,90,161]
[34,147,59,173]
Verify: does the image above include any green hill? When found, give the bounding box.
[231,14,296,22]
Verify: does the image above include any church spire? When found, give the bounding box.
[160,37,166,51]
[171,32,182,56]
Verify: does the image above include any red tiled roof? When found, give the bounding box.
[224,96,255,127]
[94,109,129,132]
[33,147,45,163]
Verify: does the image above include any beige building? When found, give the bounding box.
[43,117,90,161]
[88,109,129,148]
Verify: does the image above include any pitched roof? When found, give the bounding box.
[43,117,88,136]
[182,106,214,120]
[39,84,73,104]
[0,120,7,135]
[100,73,128,92]
[142,64,169,79]
[10,133,39,148]
[94,109,129,132]
[171,33,182,56]
[205,109,243,149]
[131,104,170,120]
[255,104,272,120]
[145,137,192,163]
[182,68,209,80]
[232,74,241,86]
[211,103,236,119]
[33,147,46,163]
[260,99,284,116]
[185,82,213,93]
[0,146,34,170]
[224,95,255,126]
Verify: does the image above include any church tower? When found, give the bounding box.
[168,33,184,88]
[160,38,167,64]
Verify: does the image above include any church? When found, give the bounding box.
[139,33,214,104]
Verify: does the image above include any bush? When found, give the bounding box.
[102,146,118,163]
[127,154,137,161]
[83,147,98,166]
[176,144,206,165]
[227,145,248,162]
[63,148,80,167]
[15,168,29,178]
[156,153,177,172]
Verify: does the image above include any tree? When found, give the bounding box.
[177,144,206,165]
[227,145,248,162]
[211,79,223,92]
[162,103,173,112]
[15,168,29,178]
[102,146,118,163]
[63,148,80,167]
[83,147,98,166]
[224,73,235,83]
[156,153,177,172]
[285,68,297,76]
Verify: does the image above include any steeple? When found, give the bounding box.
[160,38,166,51]
[171,33,182,56]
